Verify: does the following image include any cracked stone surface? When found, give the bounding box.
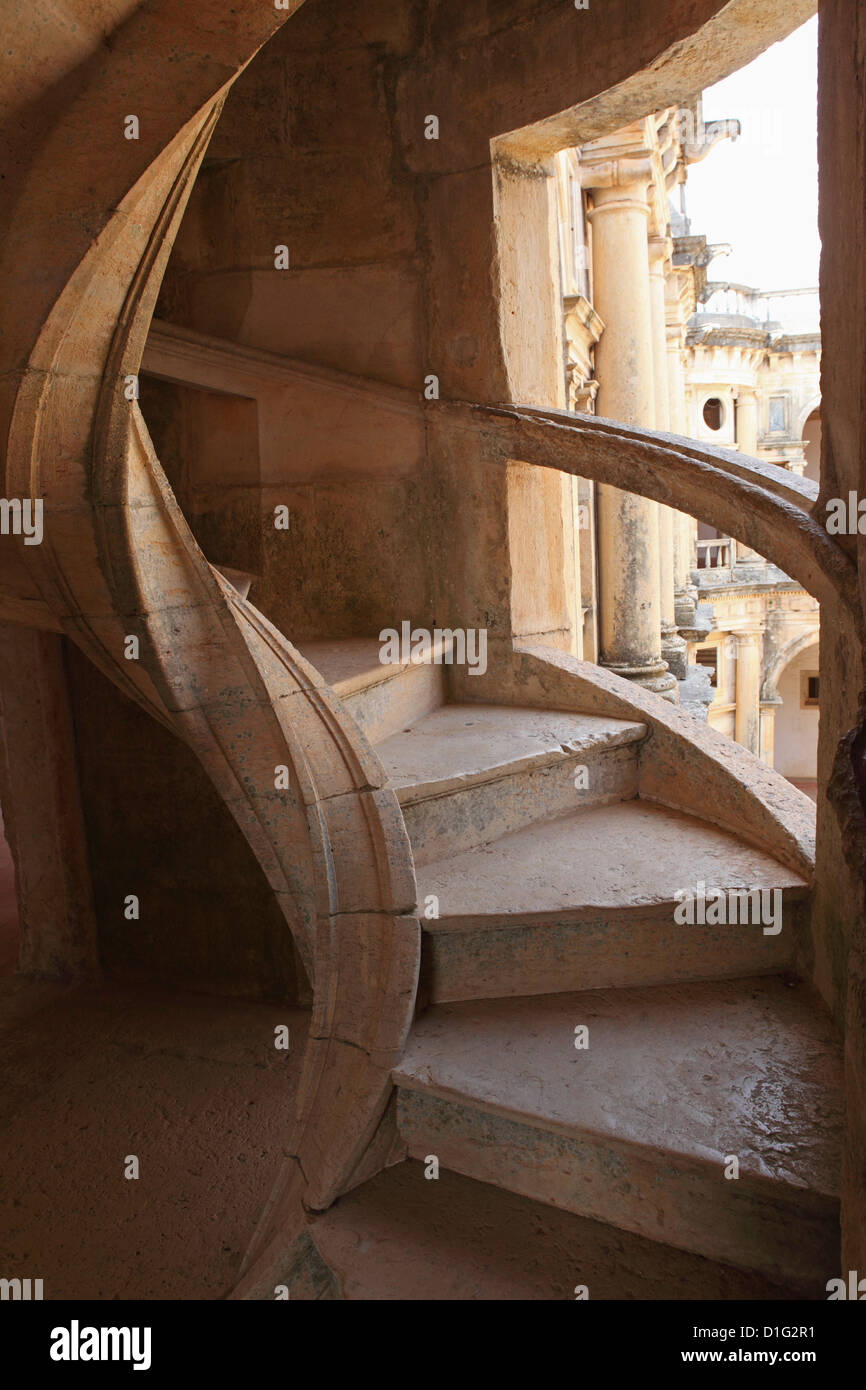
[377,704,646,799]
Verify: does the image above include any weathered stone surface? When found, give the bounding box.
[379,703,645,863]
[0,979,310,1299]
[418,801,808,1002]
[394,977,842,1289]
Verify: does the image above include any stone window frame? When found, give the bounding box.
[767,394,790,434]
[800,671,820,708]
[702,395,726,432]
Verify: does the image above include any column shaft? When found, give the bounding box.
[734,631,762,756]
[587,183,675,694]
[736,389,759,457]
[649,240,686,679]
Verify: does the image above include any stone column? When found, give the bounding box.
[585,180,676,696]
[665,260,700,635]
[759,695,782,767]
[732,389,766,567]
[649,237,687,679]
[736,388,759,457]
[734,630,763,756]
[666,325,695,595]
[665,324,688,437]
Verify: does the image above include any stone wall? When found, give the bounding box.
[66,644,304,1003]
[818,0,866,1275]
[151,0,814,657]
[153,0,433,643]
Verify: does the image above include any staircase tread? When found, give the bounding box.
[394,976,841,1197]
[418,800,808,923]
[312,1160,803,1301]
[296,638,405,694]
[378,703,646,799]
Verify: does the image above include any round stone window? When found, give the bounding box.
[702,396,724,431]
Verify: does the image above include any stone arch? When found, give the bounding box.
[770,635,820,785]
[798,394,822,437]
[763,627,822,701]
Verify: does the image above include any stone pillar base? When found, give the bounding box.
[662,631,689,682]
[601,657,679,699]
[679,663,716,722]
[674,588,699,630]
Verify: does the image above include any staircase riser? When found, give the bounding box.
[396,1090,838,1292]
[403,744,639,866]
[421,897,807,1003]
[342,662,445,744]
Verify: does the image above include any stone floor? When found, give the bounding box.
[312,1159,805,1300]
[0,976,308,1298]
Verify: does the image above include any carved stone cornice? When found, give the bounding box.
[578,117,668,234]
[563,294,604,413]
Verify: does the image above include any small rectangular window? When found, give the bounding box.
[801,672,820,708]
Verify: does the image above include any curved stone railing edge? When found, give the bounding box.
[7,89,421,1297]
[442,401,858,624]
[513,641,816,881]
[506,404,819,510]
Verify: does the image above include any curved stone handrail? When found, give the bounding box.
[551,407,820,511]
[441,401,858,625]
[6,90,419,1296]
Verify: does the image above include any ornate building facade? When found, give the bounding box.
[557,112,821,789]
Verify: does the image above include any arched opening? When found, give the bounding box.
[491,13,822,700]
[802,405,821,484]
[774,639,820,796]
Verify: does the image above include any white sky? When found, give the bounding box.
[683,16,819,297]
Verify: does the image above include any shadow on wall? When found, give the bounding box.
[0,810,16,975]
[64,642,305,1004]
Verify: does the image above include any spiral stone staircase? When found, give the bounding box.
[0,0,858,1301]
[255,635,838,1300]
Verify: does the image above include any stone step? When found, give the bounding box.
[377,703,647,865]
[310,1158,806,1301]
[393,977,842,1292]
[296,637,446,744]
[417,800,809,1002]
